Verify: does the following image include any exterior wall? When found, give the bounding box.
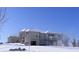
[19,31,40,45]
[19,31,64,46]
[45,33,63,46]
[19,31,27,43]
[39,33,47,45]
[25,31,40,45]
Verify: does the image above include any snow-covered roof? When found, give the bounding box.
[21,28,26,31]
[21,28,31,32]
[44,31,49,33]
[21,28,62,34]
[21,28,45,33]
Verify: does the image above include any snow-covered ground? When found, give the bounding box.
[0,43,79,52]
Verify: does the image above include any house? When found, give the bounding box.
[19,29,65,46]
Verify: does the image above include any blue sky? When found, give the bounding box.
[1,7,79,42]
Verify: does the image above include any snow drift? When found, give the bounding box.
[0,43,79,52]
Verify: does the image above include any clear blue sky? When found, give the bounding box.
[1,7,79,42]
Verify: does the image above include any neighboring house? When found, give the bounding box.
[8,36,20,43]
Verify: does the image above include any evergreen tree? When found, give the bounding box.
[77,40,79,47]
[72,39,77,47]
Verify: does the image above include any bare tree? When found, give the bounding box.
[0,8,7,28]
[0,8,7,42]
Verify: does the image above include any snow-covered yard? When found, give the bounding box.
[0,43,79,52]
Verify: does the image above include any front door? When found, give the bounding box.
[31,41,36,45]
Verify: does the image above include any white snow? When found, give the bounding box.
[21,28,26,31]
[21,28,48,33]
[0,43,79,52]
